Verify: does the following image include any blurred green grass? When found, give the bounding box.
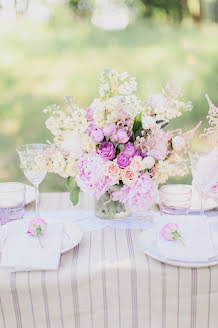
[0,10,217,190]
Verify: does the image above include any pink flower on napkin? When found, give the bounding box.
[27,218,47,247]
[161,223,183,243]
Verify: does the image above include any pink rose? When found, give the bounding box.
[97,141,116,160]
[123,142,135,157]
[117,153,130,169]
[130,156,143,171]
[116,129,129,144]
[86,107,94,121]
[122,166,138,187]
[104,161,120,180]
[27,218,47,248]
[91,127,104,143]
[27,218,47,236]
[161,223,182,242]
[103,124,116,137]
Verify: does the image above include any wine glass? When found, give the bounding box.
[189,149,218,215]
[16,144,48,218]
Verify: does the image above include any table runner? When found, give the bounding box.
[23,209,218,232]
[0,192,218,328]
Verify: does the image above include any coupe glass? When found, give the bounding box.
[16,144,47,218]
[189,150,218,215]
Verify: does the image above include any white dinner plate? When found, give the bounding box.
[0,219,83,254]
[24,184,35,205]
[138,229,218,268]
[156,185,217,212]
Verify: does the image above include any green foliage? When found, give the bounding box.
[66,177,81,206]
[138,0,185,22]
[133,112,142,133]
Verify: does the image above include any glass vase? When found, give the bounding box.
[95,192,130,220]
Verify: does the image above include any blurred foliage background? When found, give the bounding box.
[0,0,217,191]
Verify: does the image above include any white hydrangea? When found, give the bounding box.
[81,134,96,153]
[153,161,169,184]
[142,114,156,130]
[65,157,77,177]
[48,150,67,178]
[154,157,188,184]
[45,116,61,136]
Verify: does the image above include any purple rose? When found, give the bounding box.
[133,149,146,159]
[86,107,94,121]
[91,127,104,143]
[116,129,129,144]
[123,142,135,157]
[117,153,130,169]
[98,141,115,160]
[103,124,116,137]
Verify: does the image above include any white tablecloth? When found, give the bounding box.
[0,192,217,328]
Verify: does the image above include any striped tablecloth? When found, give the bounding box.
[0,192,218,328]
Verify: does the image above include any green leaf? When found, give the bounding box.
[109,184,123,191]
[65,176,77,191]
[135,128,143,138]
[156,120,169,129]
[66,177,81,206]
[161,122,169,129]
[70,185,80,206]
[118,143,124,151]
[133,112,142,134]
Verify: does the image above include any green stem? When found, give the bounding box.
[37,233,44,248]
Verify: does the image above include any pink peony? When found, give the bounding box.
[76,153,115,199]
[103,124,116,137]
[113,173,158,211]
[86,107,94,121]
[91,127,104,143]
[116,129,129,144]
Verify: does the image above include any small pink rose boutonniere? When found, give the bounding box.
[161,223,185,246]
[27,218,47,248]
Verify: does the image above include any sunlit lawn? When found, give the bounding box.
[0,10,217,190]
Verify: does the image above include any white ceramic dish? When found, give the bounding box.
[0,219,83,254]
[157,185,217,212]
[138,229,218,268]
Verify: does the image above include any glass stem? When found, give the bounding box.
[200,191,206,216]
[34,184,40,218]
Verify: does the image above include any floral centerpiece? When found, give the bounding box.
[42,69,199,219]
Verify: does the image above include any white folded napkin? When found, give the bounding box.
[0,220,63,271]
[156,215,216,262]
